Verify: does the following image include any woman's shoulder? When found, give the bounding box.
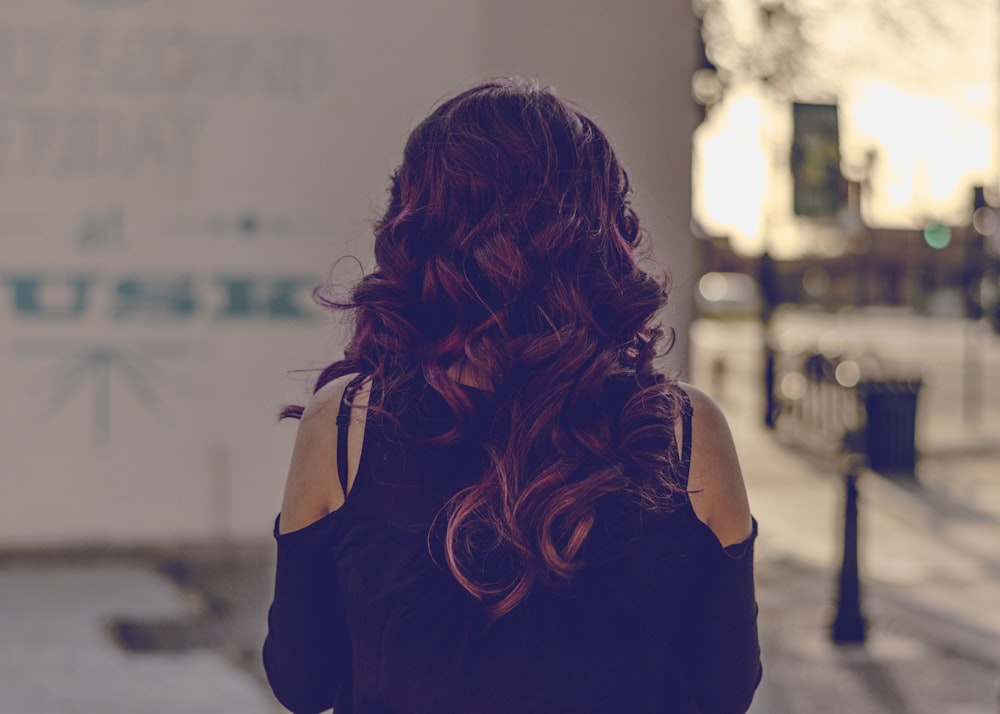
[290,373,351,420]
[277,373,368,535]
[676,382,754,549]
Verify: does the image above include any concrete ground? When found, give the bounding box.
[1,313,998,713]
[0,553,281,713]
[695,315,1000,714]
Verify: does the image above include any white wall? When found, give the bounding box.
[0,0,694,545]
[481,0,698,366]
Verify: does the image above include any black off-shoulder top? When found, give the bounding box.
[263,376,761,714]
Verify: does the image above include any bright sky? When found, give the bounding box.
[693,0,998,257]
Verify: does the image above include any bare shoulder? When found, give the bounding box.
[302,373,360,422]
[277,373,364,535]
[678,382,753,548]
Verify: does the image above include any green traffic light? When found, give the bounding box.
[923,222,951,249]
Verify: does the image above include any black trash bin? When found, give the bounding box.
[859,378,922,476]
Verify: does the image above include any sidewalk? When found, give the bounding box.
[0,546,282,714]
[739,417,1000,714]
[695,317,1000,714]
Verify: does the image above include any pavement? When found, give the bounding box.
[1,313,998,713]
[0,545,283,714]
[695,315,1000,714]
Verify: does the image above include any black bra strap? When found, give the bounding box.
[678,389,694,487]
[335,374,368,496]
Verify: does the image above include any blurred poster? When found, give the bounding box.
[791,102,846,218]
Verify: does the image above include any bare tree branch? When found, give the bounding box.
[697,0,995,108]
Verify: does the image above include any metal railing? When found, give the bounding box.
[768,349,922,477]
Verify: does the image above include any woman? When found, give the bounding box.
[264,78,761,714]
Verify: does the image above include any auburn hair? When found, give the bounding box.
[286,78,683,619]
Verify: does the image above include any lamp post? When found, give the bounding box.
[831,451,867,644]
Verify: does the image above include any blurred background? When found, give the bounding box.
[1,1,998,712]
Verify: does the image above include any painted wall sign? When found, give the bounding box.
[1,0,693,546]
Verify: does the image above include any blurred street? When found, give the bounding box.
[693,313,1000,714]
[2,312,999,713]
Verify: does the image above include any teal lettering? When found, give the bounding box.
[2,273,320,322]
[77,208,123,249]
[4,274,91,319]
[114,276,197,320]
[216,276,316,320]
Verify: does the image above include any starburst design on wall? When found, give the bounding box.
[14,340,189,448]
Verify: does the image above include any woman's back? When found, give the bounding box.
[265,374,760,713]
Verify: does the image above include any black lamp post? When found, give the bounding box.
[831,452,867,644]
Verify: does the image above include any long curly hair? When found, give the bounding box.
[288,78,684,619]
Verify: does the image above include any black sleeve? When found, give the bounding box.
[677,518,762,714]
[262,516,351,714]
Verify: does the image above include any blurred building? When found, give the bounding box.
[0,1,698,546]
[697,183,1000,325]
